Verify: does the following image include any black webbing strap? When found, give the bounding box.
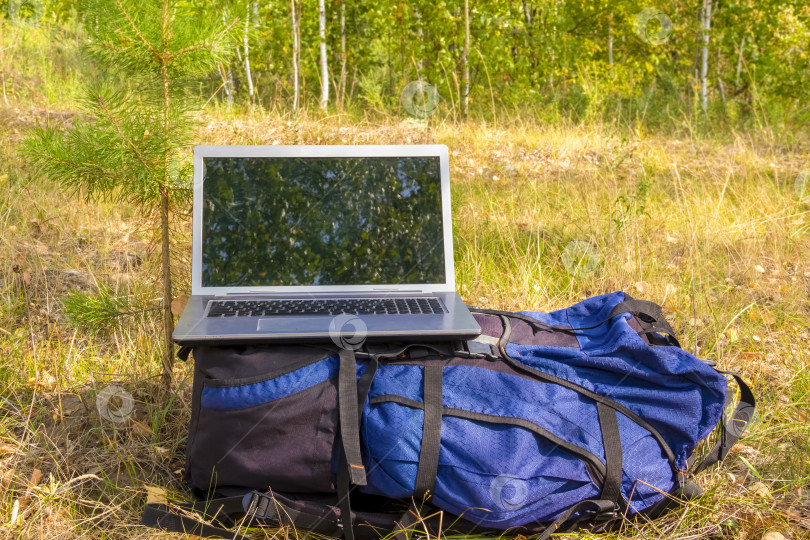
[177,346,193,361]
[535,499,619,540]
[361,342,455,360]
[608,297,681,347]
[140,501,250,540]
[413,364,443,499]
[469,306,577,334]
[337,450,356,540]
[242,491,343,536]
[392,504,422,540]
[498,314,512,356]
[596,403,624,505]
[339,348,367,486]
[691,370,756,474]
[357,355,379,414]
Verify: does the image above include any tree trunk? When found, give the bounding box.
[608,15,613,76]
[415,7,423,75]
[244,3,254,100]
[219,63,233,104]
[319,0,328,109]
[339,0,346,110]
[700,0,712,112]
[291,0,299,112]
[159,188,173,386]
[160,0,174,387]
[462,0,469,118]
[735,36,745,89]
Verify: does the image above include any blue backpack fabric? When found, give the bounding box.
[143,292,755,540]
[361,291,730,528]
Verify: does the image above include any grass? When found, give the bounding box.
[1,22,810,540]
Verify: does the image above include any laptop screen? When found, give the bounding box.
[200,156,446,287]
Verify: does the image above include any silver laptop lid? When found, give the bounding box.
[192,145,456,296]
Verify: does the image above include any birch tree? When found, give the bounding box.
[319,0,328,109]
[244,2,255,100]
[700,0,713,112]
[339,0,347,109]
[291,0,300,111]
[462,0,470,118]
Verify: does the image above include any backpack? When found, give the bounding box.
[142,291,755,540]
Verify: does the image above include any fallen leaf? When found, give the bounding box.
[634,281,650,294]
[689,317,705,328]
[171,295,189,316]
[28,371,56,392]
[0,444,20,455]
[28,468,43,489]
[750,481,771,499]
[145,485,167,505]
[131,420,153,439]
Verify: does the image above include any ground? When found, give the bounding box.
[0,106,809,538]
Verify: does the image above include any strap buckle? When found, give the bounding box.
[592,509,619,523]
[242,491,277,521]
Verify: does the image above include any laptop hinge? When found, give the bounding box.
[221,289,425,296]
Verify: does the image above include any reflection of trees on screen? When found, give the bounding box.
[201,157,446,287]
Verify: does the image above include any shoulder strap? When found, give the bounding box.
[608,296,681,348]
[140,498,249,540]
[690,370,756,474]
[142,491,346,538]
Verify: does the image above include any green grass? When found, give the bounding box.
[0,23,809,540]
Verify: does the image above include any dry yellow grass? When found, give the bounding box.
[0,105,809,538]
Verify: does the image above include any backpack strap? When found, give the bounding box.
[140,496,250,539]
[536,499,619,539]
[690,370,756,474]
[607,295,681,348]
[142,491,347,538]
[336,349,381,540]
[338,348,367,486]
[413,364,443,499]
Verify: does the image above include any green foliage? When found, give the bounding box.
[24,0,235,208]
[21,0,236,382]
[61,285,147,336]
[175,0,810,131]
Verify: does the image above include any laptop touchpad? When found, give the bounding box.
[257,317,326,332]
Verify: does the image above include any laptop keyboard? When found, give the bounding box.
[206,297,446,317]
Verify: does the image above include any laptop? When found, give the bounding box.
[173,144,481,345]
